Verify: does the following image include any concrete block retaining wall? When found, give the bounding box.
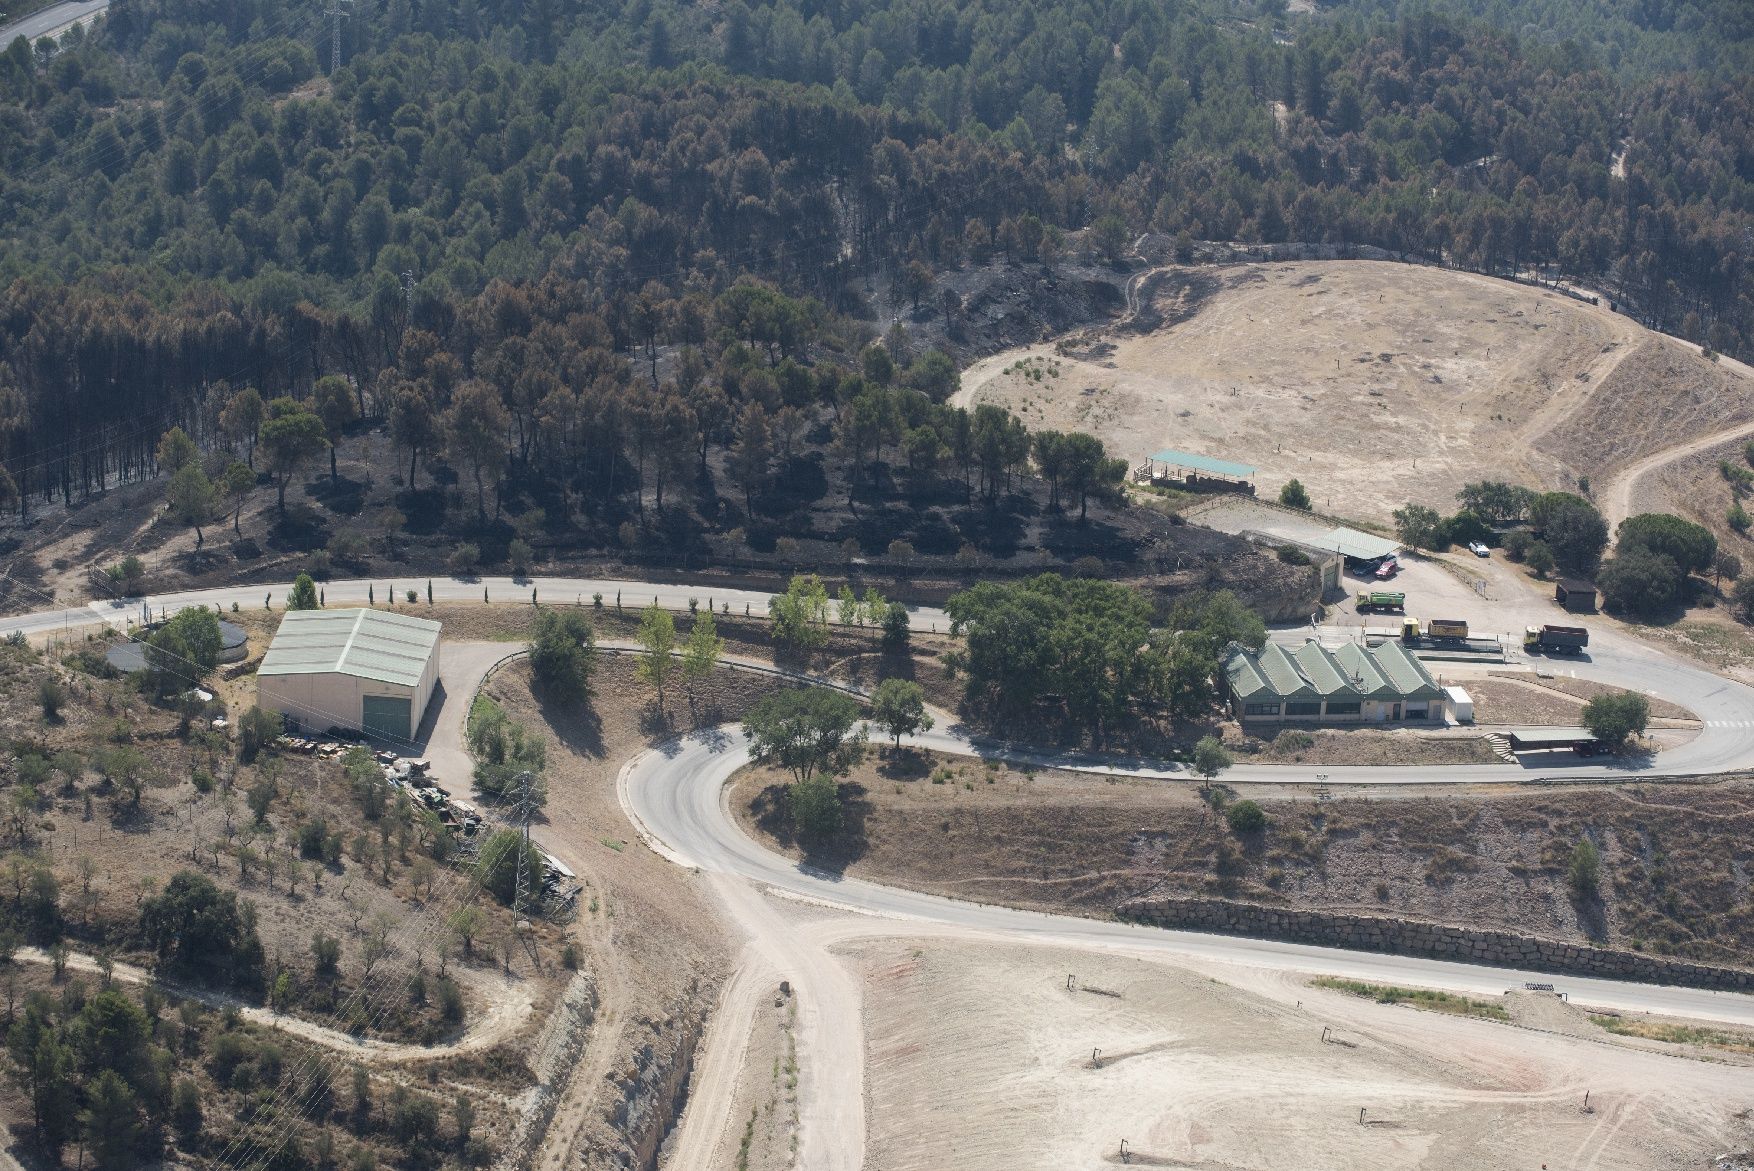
[1121,897,1752,992]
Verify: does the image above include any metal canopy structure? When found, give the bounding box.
[1147,448,1257,480]
[1320,526,1400,562]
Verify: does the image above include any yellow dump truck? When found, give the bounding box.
[1402,617,1469,642]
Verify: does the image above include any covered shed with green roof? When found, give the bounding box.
[1223,638,1446,724]
[1136,448,1258,495]
[257,608,442,741]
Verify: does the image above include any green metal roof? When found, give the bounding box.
[1331,643,1398,699]
[1320,527,1401,561]
[1224,639,1442,704]
[1333,641,1389,694]
[259,608,441,688]
[1364,640,1445,701]
[1148,449,1257,478]
[1291,641,1352,696]
[1226,643,1318,701]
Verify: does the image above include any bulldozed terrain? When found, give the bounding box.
[854,936,1754,1171]
[957,260,1754,527]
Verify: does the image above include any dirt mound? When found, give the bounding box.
[958,260,1747,525]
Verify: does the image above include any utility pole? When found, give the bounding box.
[325,0,352,75]
[510,769,543,966]
[511,769,538,916]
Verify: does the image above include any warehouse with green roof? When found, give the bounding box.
[1223,638,1446,724]
[257,608,442,741]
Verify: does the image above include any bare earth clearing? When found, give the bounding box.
[855,937,1754,1170]
[957,260,1754,527]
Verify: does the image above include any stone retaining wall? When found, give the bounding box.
[1121,897,1752,991]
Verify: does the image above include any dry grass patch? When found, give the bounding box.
[1313,977,1510,1021]
[1239,727,1502,765]
[958,261,1654,522]
[1589,1014,1754,1055]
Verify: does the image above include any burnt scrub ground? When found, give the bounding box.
[732,753,1754,967]
[0,637,564,1171]
[0,384,1318,626]
[0,633,565,1045]
[0,962,509,1171]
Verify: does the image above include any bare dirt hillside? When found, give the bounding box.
[957,261,1754,526]
[1645,426,1754,559]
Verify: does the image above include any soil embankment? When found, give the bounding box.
[733,754,1754,969]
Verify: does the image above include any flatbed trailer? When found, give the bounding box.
[1365,630,1504,658]
[1506,731,1608,756]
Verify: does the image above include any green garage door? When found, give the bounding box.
[362,694,412,740]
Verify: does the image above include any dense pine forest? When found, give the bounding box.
[0,0,1747,560]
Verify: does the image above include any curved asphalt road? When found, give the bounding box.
[5,571,1754,782]
[6,574,1753,1167]
[619,723,1754,1169]
[622,729,1754,1027]
[0,0,107,46]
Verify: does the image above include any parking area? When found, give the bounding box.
[1191,498,1565,643]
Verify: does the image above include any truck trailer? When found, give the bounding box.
[1524,624,1589,654]
[1355,591,1406,613]
[1402,617,1468,642]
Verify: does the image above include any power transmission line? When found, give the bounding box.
[324,0,351,75]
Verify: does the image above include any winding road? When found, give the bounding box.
[0,0,107,47]
[9,572,1749,784]
[1597,345,1754,533]
[6,574,1754,1168]
[620,722,1754,1170]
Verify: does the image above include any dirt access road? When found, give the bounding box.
[623,724,1754,1171]
[957,260,1754,531]
[1599,345,1754,533]
[15,945,533,1064]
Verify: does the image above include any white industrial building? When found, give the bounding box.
[257,608,442,741]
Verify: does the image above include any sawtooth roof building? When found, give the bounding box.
[257,608,442,742]
[1223,638,1446,724]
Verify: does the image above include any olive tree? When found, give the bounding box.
[871,678,932,750]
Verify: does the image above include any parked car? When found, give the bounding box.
[1374,558,1399,579]
[1468,541,1490,557]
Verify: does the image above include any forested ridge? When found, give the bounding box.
[0,0,1746,564]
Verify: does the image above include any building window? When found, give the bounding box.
[1284,701,1322,716]
[1324,701,1362,716]
[1406,708,1428,720]
[1243,702,1281,716]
